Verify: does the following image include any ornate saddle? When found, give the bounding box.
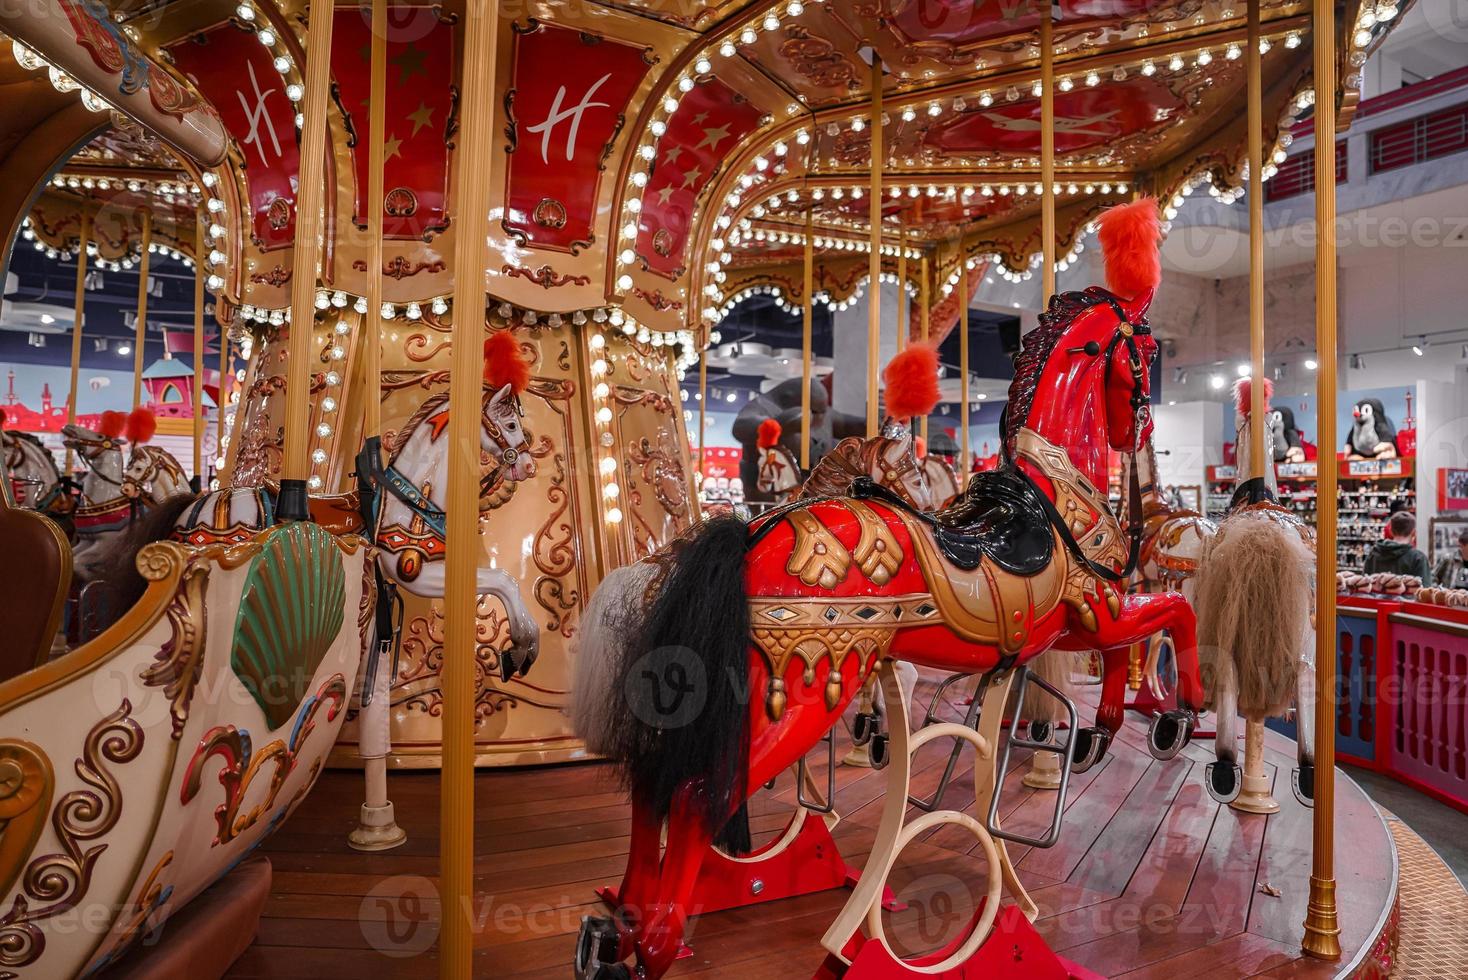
[853,469,1054,576]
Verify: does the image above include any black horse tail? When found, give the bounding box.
[598,514,753,854]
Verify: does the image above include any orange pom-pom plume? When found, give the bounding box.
[483,330,531,395]
[98,411,127,439]
[1232,376,1273,419]
[1097,197,1162,302]
[882,343,940,421]
[757,418,782,450]
[914,435,928,460]
[125,407,157,444]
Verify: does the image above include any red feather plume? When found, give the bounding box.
[125,407,157,444]
[483,330,531,395]
[914,435,928,460]
[882,343,940,421]
[98,410,127,439]
[1233,376,1273,418]
[757,418,782,449]
[1097,197,1162,302]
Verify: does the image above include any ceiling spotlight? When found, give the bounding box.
[1209,374,1225,390]
[117,344,131,356]
[1235,363,1251,377]
[26,332,45,348]
[1412,337,1427,356]
[1349,354,1364,369]
[1304,357,1318,370]
[93,337,108,352]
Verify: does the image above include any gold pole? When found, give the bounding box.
[867,54,883,438]
[1040,12,1056,301]
[64,213,90,474]
[919,253,929,444]
[131,211,152,410]
[217,335,229,475]
[1303,0,1342,960]
[698,341,707,467]
[282,0,336,504]
[959,260,970,475]
[364,0,387,441]
[896,224,907,352]
[801,207,813,469]
[1248,0,1266,477]
[441,0,498,973]
[192,208,205,481]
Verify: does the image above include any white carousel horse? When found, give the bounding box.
[62,414,185,574]
[2,427,65,511]
[1186,380,1317,806]
[754,419,801,503]
[915,445,961,509]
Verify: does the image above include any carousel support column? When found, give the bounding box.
[348,0,406,855]
[441,1,500,973]
[217,336,229,480]
[279,0,336,522]
[1040,11,1057,302]
[866,54,883,437]
[698,337,708,494]
[64,213,91,475]
[1303,0,1342,960]
[191,208,205,489]
[896,226,907,352]
[959,261,970,475]
[1233,0,1280,818]
[131,211,153,411]
[919,254,929,444]
[801,208,813,469]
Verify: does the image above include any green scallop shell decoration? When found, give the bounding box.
[229,522,346,729]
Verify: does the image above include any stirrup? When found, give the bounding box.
[575,915,622,980]
[985,667,1080,849]
[907,673,984,812]
[796,726,837,814]
[1292,763,1316,807]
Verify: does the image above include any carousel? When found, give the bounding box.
[0,0,1447,976]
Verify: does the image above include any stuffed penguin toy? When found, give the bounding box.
[1268,405,1306,463]
[1346,398,1398,459]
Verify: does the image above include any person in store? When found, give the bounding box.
[1433,528,1468,589]
[1364,510,1431,581]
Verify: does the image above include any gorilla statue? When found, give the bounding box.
[730,377,865,501]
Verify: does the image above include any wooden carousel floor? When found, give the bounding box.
[226,675,1397,978]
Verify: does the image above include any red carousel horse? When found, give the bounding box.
[573,200,1205,980]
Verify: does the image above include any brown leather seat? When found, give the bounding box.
[0,502,71,681]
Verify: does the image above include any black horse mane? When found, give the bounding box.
[1003,287,1114,457]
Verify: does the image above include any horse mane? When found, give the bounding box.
[388,390,451,457]
[8,430,60,478]
[1004,287,1113,457]
[139,445,187,480]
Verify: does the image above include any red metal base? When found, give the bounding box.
[814,903,1103,980]
[596,809,904,957]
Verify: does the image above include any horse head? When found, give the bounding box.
[481,382,535,483]
[875,418,934,510]
[122,445,189,503]
[61,418,127,491]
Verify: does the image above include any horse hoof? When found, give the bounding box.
[592,966,632,980]
[1293,764,1316,807]
[1071,727,1111,773]
[852,711,878,746]
[1147,709,1193,761]
[869,732,890,769]
[575,915,621,980]
[1029,720,1053,745]
[1206,761,1242,804]
[517,651,538,678]
[499,652,518,684]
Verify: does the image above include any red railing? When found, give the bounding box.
[1369,101,1468,174]
[1265,141,1349,202]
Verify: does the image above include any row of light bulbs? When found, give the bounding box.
[9,39,119,115]
[588,329,625,526]
[233,4,309,128]
[49,171,201,200]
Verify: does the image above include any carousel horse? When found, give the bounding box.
[62,409,184,575]
[572,200,1205,980]
[800,419,936,510]
[1190,378,1317,805]
[2,423,67,512]
[914,436,962,509]
[754,418,801,503]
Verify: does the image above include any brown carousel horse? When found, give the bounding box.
[573,200,1205,980]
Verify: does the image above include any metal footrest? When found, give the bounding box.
[985,667,1079,849]
[797,725,837,814]
[907,673,984,812]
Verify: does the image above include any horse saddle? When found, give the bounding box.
[851,470,1054,575]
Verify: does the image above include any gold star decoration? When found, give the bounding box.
[656,185,677,206]
[390,44,429,86]
[696,124,731,151]
[680,166,703,190]
[407,102,434,138]
[384,134,404,161]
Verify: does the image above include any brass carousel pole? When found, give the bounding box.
[64,213,90,474]
[896,225,907,351]
[279,0,336,520]
[698,338,707,468]
[866,55,882,437]
[1040,11,1056,301]
[959,260,970,475]
[801,207,813,469]
[919,254,929,444]
[131,211,152,410]
[441,1,499,970]
[347,0,406,855]
[217,336,229,477]
[1304,0,1342,959]
[1234,0,1281,817]
[192,207,205,485]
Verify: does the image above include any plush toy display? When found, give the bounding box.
[1345,398,1398,459]
[1268,405,1306,463]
